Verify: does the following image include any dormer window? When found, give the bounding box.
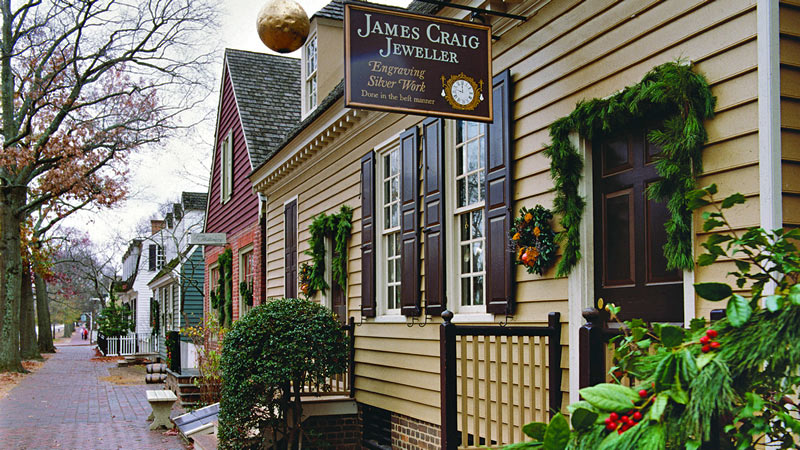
[305,35,318,113]
[220,130,233,203]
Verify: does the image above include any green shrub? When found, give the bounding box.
[218,297,348,449]
[507,186,800,449]
[97,299,134,337]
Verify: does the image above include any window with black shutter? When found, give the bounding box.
[148,244,157,271]
[360,152,376,318]
[424,70,514,316]
[284,199,298,298]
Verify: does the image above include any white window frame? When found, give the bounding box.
[239,244,254,317]
[375,138,403,319]
[156,245,165,270]
[172,283,180,330]
[445,120,488,316]
[220,130,233,203]
[320,236,333,310]
[304,34,318,115]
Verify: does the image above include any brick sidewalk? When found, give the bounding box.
[0,343,186,449]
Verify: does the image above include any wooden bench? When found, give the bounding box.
[146,389,178,430]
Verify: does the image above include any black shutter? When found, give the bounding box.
[285,200,297,298]
[148,244,156,271]
[360,151,376,318]
[400,127,420,317]
[485,70,514,315]
[423,117,446,316]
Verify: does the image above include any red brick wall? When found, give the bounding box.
[204,219,265,322]
[392,412,441,450]
[303,414,362,449]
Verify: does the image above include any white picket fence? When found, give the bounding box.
[101,333,158,356]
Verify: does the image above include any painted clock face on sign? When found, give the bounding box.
[451,79,474,106]
[442,73,483,111]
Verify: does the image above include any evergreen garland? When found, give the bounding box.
[304,205,353,297]
[545,61,716,276]
[212,248,233,327]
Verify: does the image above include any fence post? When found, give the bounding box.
[547,312,562,417]
[440,310,457,450]
[348,317,356,398]
[579,307,607,388]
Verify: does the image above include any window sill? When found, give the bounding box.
[373,315,407,323]
[450,313,495,324]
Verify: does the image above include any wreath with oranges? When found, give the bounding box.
[510,205,558,276]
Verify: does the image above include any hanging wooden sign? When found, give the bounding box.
[344,2,493,122]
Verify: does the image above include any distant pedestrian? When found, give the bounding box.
[82,328,88,340]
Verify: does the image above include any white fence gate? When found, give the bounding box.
[100,333,158,356]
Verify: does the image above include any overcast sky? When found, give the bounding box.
[62,0,409,264]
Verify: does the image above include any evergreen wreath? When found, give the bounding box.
[510,205,558,276]
[545,61,716,277]
[304,205,353,297]
[210,248,233,327]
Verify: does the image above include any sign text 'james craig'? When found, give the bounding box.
[344,3,493,122]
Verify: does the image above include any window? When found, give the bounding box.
[448,121,487,312]
[220,130,233,202]
[156,245,165,270]
[172,283,180,330]
[376,144,402,315]
[305,35,317,113]
[240,247,254,316]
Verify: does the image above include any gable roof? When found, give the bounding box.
[224,49,302,168]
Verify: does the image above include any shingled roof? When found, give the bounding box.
[182,192,208,211]
[313,0,344,20]
[224,49,302,168]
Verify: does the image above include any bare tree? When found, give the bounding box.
[0,0,219,372]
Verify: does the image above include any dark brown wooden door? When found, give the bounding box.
[285,199,297,298]
[593,130,683,322]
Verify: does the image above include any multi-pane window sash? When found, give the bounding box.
[156,245,165,270]
[454,121,486,307]
[241,250,254,314]
[306,36,317,110]
[382,148,401,311]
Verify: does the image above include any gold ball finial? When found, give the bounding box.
[256,0,310,54]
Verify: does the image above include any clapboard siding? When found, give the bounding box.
[255,0,764,428]
[782,1,800,227]
[205,65,259,235]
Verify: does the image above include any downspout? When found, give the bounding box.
[757,0,782,295]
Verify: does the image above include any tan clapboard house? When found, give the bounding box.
[247,0,799,448]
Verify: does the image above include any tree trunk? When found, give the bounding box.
[19,263,40,360]
[0,186,26,372]
[34,271,56,353]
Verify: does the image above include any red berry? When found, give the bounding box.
[633,412,642,421]
[702,345,711,353]
[604,417,613,425]
[618,428,624,434]
[620,416,628,423]
[639,389,648,398]
[606,422,617,431]
[613,370,624,378]
[706,329,718,338]
[710,341,720,349]
[699,335,710,344]
[627,410,634,416]
[622,423,633,431]
[609,413,618,421]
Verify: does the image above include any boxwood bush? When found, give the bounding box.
[218,297,348,449]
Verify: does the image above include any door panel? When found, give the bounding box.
[594,130,683,322]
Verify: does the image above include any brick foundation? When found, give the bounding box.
[303,413,362,449]
[391,411,442,450]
